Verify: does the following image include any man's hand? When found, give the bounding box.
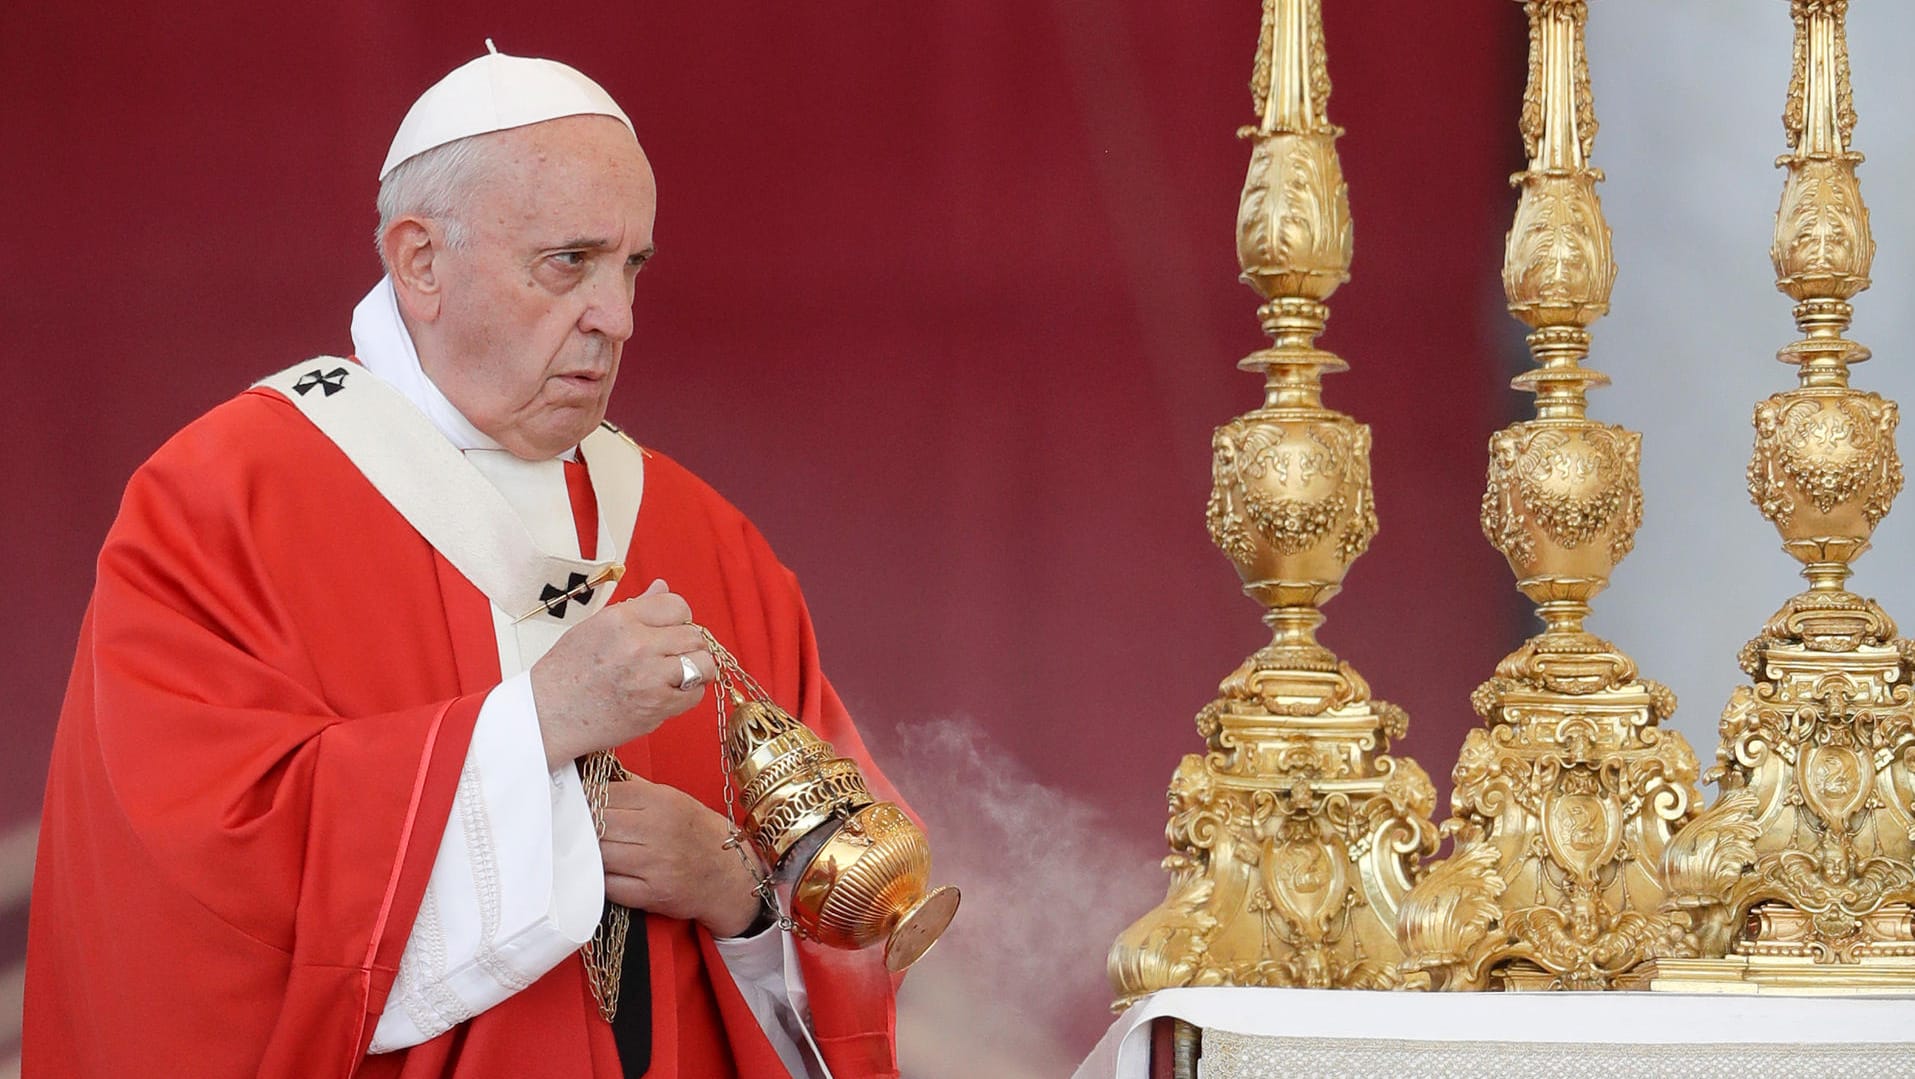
[599,776,768,938]
[529,578,717,771]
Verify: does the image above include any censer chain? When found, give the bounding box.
[578,623,796,1022]
[581,747,633,1022]
[697,625,800,935]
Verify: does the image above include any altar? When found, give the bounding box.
[1073,988,1915,1079]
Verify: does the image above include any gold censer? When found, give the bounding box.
[707,630,960,971]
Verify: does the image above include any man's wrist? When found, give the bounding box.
[738,890,778,938]
[712,829,778,939]
[706,885,772,939]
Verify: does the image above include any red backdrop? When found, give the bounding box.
[1,2,1520,1063]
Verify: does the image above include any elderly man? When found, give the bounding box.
[24,46,902,1079]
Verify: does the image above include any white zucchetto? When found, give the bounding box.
[380,40,635,180]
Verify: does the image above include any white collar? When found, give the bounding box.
[350,277,506,453]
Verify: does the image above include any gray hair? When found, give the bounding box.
[373,134,502,268]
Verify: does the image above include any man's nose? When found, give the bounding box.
[579,270,635,343]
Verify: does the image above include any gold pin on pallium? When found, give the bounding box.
[699,627,959,971]
[516,564,626,623]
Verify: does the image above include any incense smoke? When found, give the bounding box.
[874,717,1165,1078]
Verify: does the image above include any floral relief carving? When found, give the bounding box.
[1504,173,1615,319]
[1517,1,1596,164]
[1517,426,1636,552]
[1481,431,1534,568]
[1211,416,1372,561]
[1237,134,1352,298]
[1783,0,1857,149]
[1248,0,1333,138]
[1750,391,1902,531]
[1483,422,1642,570]
[1773,158,1873,292]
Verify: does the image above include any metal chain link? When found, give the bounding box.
[695,625,801,936]
[579,747,635,1021]
[696,624,768,830]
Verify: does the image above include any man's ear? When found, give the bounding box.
[382,217,444,323]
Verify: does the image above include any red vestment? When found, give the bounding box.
[25,386,902,1078]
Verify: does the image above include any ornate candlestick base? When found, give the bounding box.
[1399,607,1701,992]
[1110,622,1438,1004]
[1646,607,1915,993]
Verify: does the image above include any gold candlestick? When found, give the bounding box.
[1107,0,1438,1005]
[1396,0,1704,992]
[1648,0,1915,993]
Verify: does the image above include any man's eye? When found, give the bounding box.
[550,251,586,268]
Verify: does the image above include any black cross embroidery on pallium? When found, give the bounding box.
[539,572,596,619]
[293,367,350,397]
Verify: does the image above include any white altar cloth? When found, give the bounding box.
[1073,987,1915,1079]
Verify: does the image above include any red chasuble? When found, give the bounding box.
[25,386,903,1078]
